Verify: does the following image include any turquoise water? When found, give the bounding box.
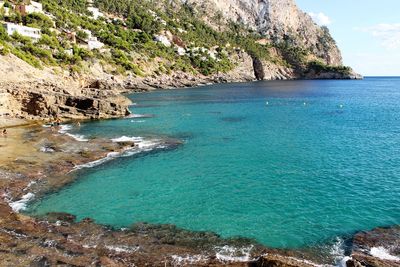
[28,77,400,249]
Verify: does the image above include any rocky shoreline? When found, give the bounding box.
[0,49,362,123]
[0,122,398,266]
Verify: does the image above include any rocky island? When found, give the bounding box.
[2,1,396,267]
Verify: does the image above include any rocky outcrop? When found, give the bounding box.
[347,226,400,267]
[256,0,342,66]
[124,49,301,91]
[1,81,131,120]
[0,54,132,121]
[304,69,363,80]
[252,57,265,80]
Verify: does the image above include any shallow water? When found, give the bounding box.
[28,78,400,249]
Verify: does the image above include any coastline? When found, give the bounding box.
[0,122,287,266]
[0,111,399,266]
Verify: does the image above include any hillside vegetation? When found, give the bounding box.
[0,0,352,79]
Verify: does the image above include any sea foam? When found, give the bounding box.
[111,136,165,150]
[126,113,154,118]
[370,247,400,261]
[9,193,35,212]
[65,133,89,142]
[215,245,254,262]
[105,245,139,253]
[58,125,72,133]
[58,124,88,142]
[73,136,166,170]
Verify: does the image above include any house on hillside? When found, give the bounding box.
[15,0,43,16]
[154,34,171,47]
[3,22,41,41]
[77,30,104,50]
[87,37,104,50]
[87,7,103,20]
[86,0,103,20]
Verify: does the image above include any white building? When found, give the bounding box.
[14,1,43,15]
[25,1,43,14]
[154,35,171,47]
[87,7,103,19]
[78,29,104,50]
[87,37,104,50]
[175,46,186,56]
[3,23,41,41]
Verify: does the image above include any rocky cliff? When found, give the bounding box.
[0,54,131,121]
[179,0,343,66]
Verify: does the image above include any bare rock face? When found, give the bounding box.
[180,0,342,66]
[252,57,265,80]
[256,0,342,66]
[1,81,131,120]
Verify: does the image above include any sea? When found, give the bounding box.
[27,77,400,258]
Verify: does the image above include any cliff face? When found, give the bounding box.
[0,54,131,120]
[180,0,343,66]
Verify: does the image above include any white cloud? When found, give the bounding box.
[358,23,400,50]
[308,12,332,26]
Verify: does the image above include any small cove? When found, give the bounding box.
[27,78,400,252]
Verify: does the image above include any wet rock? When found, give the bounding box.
[345,258,364,267]
[350,226,400,267]
[81,218,94,224]
[99,256,124,267]
[252,254,316,267]
[44,212,76,223]
[29,256,51,267]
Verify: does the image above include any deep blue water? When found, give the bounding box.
[28,77,400,249]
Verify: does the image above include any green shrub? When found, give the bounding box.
[11,46,42,68]
[0,25,10,41]
[111,48,143,75]
[38,34,60,49]
[76,30,89,40]
[0,41,11,55]
[25,12,54,30]
[308,61,351,75]
[11,32,33,45]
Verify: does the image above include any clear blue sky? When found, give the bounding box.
[296,0,400,76]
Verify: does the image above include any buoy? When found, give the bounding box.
[266,101,269,105]
[340,104,344,108]
[303,102,307,106]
